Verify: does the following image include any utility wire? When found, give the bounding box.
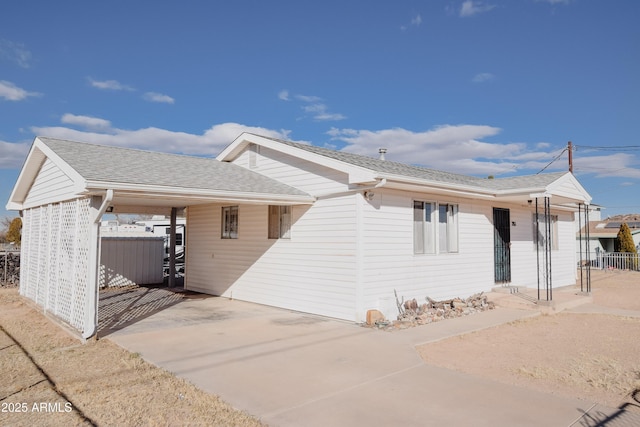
[575,144,640,151]
[536,148,567,174]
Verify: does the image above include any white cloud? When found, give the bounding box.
[143,92,175,104]
[278,90,290,101]
[0,39,32,68]
[330,124,525,175]
[401,14,422,31]
[328,125,640,179]
[88,78,135,91]
[0,80,41,101]
[295,94,323,103]
[0,140,30,168]
[61,114,112,130]
[315,112,348,121]
[536,0,571,4]
[472,72,495,83]
[30,119,295,156]
[286,94,346,121]
[14,115,640,182]
[460,1,496,17]
[574,153,640,179]
[300,103,346,121]
[302,104,347,121]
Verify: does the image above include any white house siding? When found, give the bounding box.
[357,194,579,319]
[186,195,359,320]
[232,145,350,195]
[359,190,496,320]
[205,144,583,321]
[23,158,78,208]
[509,208,577,289]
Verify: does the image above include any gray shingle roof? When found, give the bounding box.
[252,134,567,193]
[38,137,311,197]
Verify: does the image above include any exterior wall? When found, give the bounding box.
[186,146,359,320]
[185,143,586,322]
[100,236,164,287]
[23,158,78,208]
[186,199,358,320]
[508,207,576,289]
[359,192,579,320]
[233,144,349,195]
[359,190,496,320]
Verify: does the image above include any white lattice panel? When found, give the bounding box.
[20,198,93,334]
[19,209,31,298]
[72,199,91,330]
[36,204,49,307]
[26,208,40,302]
[47,204,60,312]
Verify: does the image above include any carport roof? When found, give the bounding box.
[7,137,314,212]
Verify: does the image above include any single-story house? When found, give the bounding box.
[577,219,640,254]
[7,134,592,338]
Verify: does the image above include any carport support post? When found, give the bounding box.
[169,207,177,288]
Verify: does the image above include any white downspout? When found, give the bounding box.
[82,190,113,340]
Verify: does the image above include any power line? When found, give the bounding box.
[536,148,568,174]
[575,145,640,151]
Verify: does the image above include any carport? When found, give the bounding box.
[6,137,314,339]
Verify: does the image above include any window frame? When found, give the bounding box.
[221,206,239,239]
[532,213,558,251]
[268,205,291,239]
[414,200,458,254]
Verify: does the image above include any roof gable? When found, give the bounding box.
[7,137,313,211]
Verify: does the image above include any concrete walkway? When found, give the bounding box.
[107,289,640,426]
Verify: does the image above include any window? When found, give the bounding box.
[439,204,459,253]
[414,201,458,254]
[164,227,183,246]
[221,206,238,239]
[268,205,291,239]
[532,214,558,250]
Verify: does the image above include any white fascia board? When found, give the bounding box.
[6,137,87,210]
[85,182,315,205]
[6,140,45,209]
[218,133,378,184]
[377,173,497,199]
[529,192,552,199]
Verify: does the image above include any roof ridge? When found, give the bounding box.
[249,133,486,180]
[246,133,568,187]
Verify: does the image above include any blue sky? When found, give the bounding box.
[1,0,639,219]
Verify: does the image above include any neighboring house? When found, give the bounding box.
[6,134,592,338]
[577,219,640,254]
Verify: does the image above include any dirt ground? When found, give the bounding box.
[418,269,640,411]
[0,289,264,427]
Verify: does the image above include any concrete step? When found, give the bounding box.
[489,287,593,313]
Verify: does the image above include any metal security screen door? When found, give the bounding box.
[493,208,511,283]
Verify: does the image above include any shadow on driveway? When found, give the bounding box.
[97,284,210,337]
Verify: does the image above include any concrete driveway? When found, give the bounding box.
[106,288,636,426]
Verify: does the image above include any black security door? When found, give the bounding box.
[493,208,511,283]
